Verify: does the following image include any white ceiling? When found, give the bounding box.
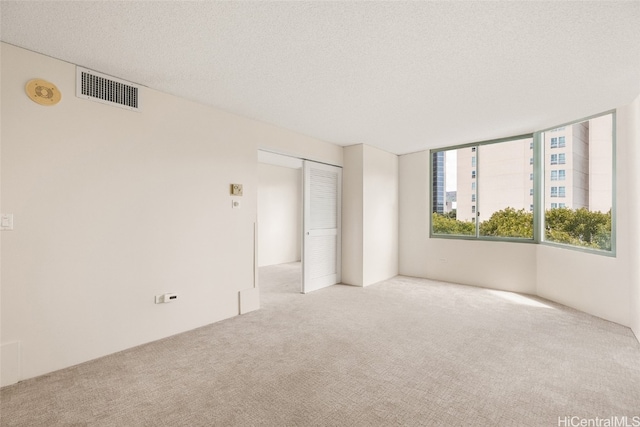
[1,1,639,155]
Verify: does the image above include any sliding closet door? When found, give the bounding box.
[302,161,342,294]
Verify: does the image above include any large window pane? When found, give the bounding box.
[542,113,613,251]
[477,137,534,239]
[431,148,475,236]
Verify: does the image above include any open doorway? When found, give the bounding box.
[257,151,303,294]
[257,150,342,295]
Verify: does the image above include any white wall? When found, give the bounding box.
[536,104,636,327]
[362,145,398,286]
[621,94,640,339]
[342,145,364,286]
[342,144,398,287]
[399,98,640,328]
[257,163,301,267]
[0,43,343,385]
[399,151,537,294]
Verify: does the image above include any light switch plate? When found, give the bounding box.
[230,184,243,196]
[1,214,14,231]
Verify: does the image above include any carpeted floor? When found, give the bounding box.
[1,262,639,426]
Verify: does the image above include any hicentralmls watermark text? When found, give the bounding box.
[558,416,640,427]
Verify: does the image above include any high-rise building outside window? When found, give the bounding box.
[542,112,614,252]
[432,151,445,214]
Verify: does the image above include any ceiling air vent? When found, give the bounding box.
[76,67,141,111]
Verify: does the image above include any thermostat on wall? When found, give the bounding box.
[230,184,243,196]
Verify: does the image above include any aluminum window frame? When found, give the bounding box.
[429,109,616,257]
[536,110,616,257]
[429,133,535,243]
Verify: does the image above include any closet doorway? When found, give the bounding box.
[257,150,341,294]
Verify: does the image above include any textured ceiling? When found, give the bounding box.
[1,1,639,154]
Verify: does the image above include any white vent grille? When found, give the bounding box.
[76,67,141,111]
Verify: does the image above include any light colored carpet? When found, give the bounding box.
[1,262,639,426]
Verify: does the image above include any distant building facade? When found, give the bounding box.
[434,115,612,222]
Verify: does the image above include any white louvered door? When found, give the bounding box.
[302,161,342,294]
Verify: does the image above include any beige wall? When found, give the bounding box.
[257,163,301,267]
[342,144,398,287]
[0,43,342,385]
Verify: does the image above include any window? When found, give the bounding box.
[431,110,614,255]
[550,137,558,148]
[431,147,474,236]
[430,135,533,240]
[542,112,614,253]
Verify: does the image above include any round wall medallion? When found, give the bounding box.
[25,79,62,106]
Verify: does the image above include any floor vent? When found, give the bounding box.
[76,67,141,111]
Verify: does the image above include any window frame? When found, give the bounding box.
[429,109,616,257]
[429,133,535,243]
[537,110,616,256]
